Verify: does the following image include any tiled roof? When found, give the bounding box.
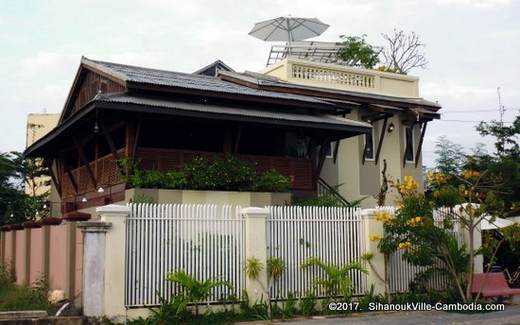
[82,57,332,106]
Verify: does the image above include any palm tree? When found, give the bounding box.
[167,270,232,315]
[301,257,367,299]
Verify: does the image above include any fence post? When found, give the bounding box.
[77,221,111,317]
[241,207,269,304]
[362,208,387,295]
[98,204,130,319]
[78,204,129,319]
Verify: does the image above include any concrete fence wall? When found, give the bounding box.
[0,221,85,303]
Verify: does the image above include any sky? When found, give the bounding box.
[0,0,519,167]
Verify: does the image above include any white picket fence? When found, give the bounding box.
[387,206,466,292]
[125,203,245,307]
[267,206,367,299]
[123,203,469,306]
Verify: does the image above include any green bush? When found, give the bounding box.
[255,170,291,192]
[120,155,290,193]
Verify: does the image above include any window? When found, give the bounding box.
[325,142,334,158]
[404,126,414,162]
[364,130,375,160]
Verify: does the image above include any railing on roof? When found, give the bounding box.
[266,41,382,67]
[292,64,376,89]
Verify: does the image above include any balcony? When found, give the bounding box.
[61,148,314,204]
[261,58,420,98]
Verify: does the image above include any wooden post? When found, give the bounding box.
[415,122,428,168]
[375,116,389,164]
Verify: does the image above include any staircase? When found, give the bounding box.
[316,177,354,207]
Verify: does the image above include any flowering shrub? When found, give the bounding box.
[378,169,518,302]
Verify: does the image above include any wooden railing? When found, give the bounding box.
[61,147,314,199]
[136,148,314,191]
[62,149,124,198]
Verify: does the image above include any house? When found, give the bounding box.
[24,56,440,213]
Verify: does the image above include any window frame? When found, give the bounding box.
[404,125,415,163]
[363,128,375,161]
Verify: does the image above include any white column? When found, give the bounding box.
[241,207,269,304]
[97,204,130,319]
[78,221,112,317]
[362,208,387,295]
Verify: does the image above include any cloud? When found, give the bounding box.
[434,0,511,8]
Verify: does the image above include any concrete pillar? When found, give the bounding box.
[99,204,130,319]
[241,207,269,304]
[77,221,112,317]
[65,222,77,299]
[362,208,387,295]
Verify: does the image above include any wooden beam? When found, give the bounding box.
[415,122,428,168]
[132,118,142,161]
[47,159,62,197]
[234,126,242,153]
[375,116,389,164]
[314,139,329,184]
[125,120,137,159]
[332,140,340,164]
[402,124,415,168]
[60,154,78,195]
[223,128,233,153]
[73,137,97,188]
[362,132,369,165]
[100,122,120,161]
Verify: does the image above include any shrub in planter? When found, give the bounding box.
[254,170,291,192]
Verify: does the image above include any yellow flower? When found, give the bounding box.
[398,241,412,250]
[375,212,394,223]
[406,216,424,227]
[370,234,383,241]
[399,176,419,195]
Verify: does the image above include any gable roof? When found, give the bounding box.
[80,57,332,107]
[193,60,234,76]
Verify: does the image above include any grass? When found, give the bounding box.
[0,265,50,312]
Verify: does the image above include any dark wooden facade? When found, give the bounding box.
[25,57,378,213]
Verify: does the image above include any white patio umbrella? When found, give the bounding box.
[248,16,329,49]
[480,215,514,230]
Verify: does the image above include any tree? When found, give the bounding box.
[0,151,49,225]
[337,35,380,69]
[378,173,510,302]
[434,136,465,175]
[477,113,520,157]
[380,29,427,74]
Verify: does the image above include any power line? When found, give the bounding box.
[434,119,514,124]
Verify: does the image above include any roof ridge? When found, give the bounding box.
[82,57,220,80]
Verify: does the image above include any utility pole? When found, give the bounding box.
[497,87,507,154]
[497,87,506,127]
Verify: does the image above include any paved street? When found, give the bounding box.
[288,306,520,325]
[242,306,520,325]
